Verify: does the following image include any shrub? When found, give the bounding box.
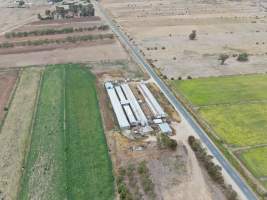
[189,30,197,40]
[0,42,14,48]
[158,133,177,150]
[218,54,229,65]
[237,53,248,62]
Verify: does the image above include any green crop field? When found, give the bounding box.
[240,147,267,178]
[199,103,267,147]
[170,74,267,190]
[65,65,114,199]
[171,74,267,106]
[19,64,114,200]
[19,66,67,200]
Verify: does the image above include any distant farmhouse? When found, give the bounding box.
[38,0,95,20]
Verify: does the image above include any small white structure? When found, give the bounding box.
[153,119,163,124]
[159,123,172,134]
[105,82,130,129]
[138,83,166,119]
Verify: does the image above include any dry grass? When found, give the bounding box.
[0,67,42,200]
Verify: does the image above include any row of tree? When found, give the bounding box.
[0,33,114,48]
[5,25,109,38]
[188,136,238,200]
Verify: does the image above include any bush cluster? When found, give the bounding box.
[0,33,114,49]
[0,42,14,48]
[237,53,249,62]
[137,161,156,198]
[188,136,238,200]
[157,133,177,150]
[4,25,109,38]
[117,167,133,200]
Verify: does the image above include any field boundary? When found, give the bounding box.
[167,81,267,198]
[0,69,21,133]
[17,69,44,198]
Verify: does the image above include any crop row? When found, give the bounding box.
[19,65,114,200]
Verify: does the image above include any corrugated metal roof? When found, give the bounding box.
[159,123,172,134]
[115,85,127,101]
[138,83,166,118]
[123,104,137,125]
[105,82,130,129]
[121,83,148,126]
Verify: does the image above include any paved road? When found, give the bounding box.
[94,2,258,200]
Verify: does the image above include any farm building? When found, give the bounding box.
[105,82,130,130]
[121,83,148,126]
[138,82,166,119]
[105,81,172,137]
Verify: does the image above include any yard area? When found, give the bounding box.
[170,74,267,190]
[19,64,114,199]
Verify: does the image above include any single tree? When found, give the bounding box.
[18,0,25,7]
[189,30,197,40]
[237,52,249,62]
[37,13,43,20]
[218,54,229,65]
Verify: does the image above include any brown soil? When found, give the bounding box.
[0,70,18,123]
[0,40,128,67]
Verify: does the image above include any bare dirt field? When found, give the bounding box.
[101,0,267,78]
[0,70,18,123]
[0,68,42,200]
[0,0,50,35]
[0,9,130,68]
[0,41,128,68]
